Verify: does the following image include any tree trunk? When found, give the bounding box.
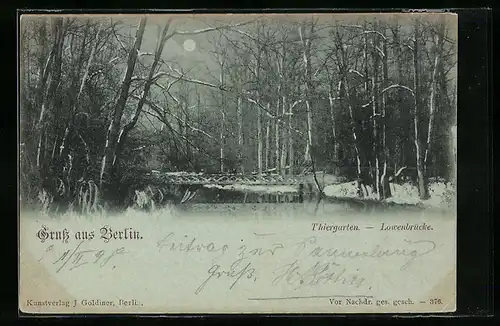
[328,89,337,159]
[219,60,225,173]
[265,116,270,171]
[277,44,287,175]
[412,22,429,200]
[288,98,294,175]
[438,49,454,182]
[424,23,445,173]
[257,104,263,174]
[371,74,380,198]
[344,81,365,197]
[370,28,381,198]
[59,25,101,159]
[185,108,191,168]
[299,25,313,165]
[99,18,147,194]
[254,27,263,175]
[363,24,369,95]
[335,30,365,197]
[280,95,288,174]
[107,18,172,191]
[299,22,321,193]
[36,17,65,172]
[450,124,457,185]
[304,103,313,165]
[237,96,244,173]
[380,31,392,199]
[392,26,411,179]
[275,96,280,174]
[423,51,438,173]
[220,110,225,173]
[325,65,339,173]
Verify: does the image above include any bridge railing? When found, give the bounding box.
[145,171,306,185]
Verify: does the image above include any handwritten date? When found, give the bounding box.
[38,240,129,273]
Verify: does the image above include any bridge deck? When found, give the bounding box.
[145,172,311,185]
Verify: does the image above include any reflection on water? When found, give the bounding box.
[173,186,428,219]
[189,187,305,204]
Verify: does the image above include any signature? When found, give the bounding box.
[272,260,366,290]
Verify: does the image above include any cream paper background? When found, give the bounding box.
[19,206,456,314]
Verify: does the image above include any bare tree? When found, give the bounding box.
[424,20,446,171]
[99,17,147,198]
[299,19,323,193]
[411,20,429,200]
[379,25,392,199]
[332,26,368,197]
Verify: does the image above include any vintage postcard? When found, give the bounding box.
[18,12,457,314]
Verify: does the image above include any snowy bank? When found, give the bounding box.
[203,183,297,194]
[324,181,455,209]
[203,181,455,209]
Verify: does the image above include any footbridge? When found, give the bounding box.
[144,171,343,186]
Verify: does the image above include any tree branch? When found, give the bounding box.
[138,96,215,140]
[166,20,257,39]
[361,84,415,108]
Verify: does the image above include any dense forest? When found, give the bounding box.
[19,14,457,212]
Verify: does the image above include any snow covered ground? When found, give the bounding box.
[323,181,456,209]
[204,183,297,194]
[204,180,455,209]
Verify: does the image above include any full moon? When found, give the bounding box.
[183,39,196,52]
